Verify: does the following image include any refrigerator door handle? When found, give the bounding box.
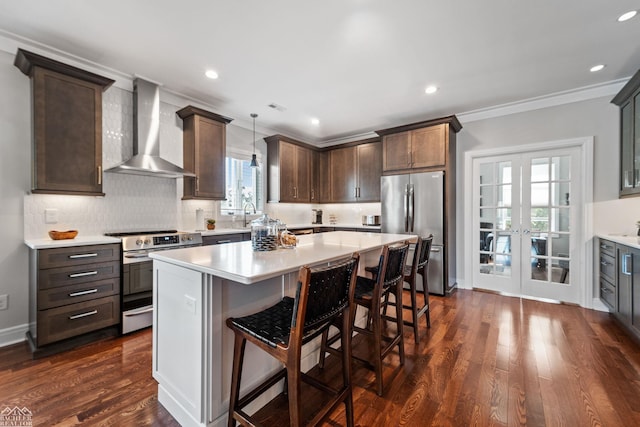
[409,185,415,232]
[404,186,409,232]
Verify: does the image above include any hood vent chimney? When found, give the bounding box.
[105,78,195,178]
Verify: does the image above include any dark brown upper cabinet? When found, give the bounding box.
[15,49,114,196]
[329,139,381,203]
[177,106,233,200]
[266,135,314,203]
[612,69,640,198]
[376,115,462,174]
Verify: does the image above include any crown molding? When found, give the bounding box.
[458,79,628,123]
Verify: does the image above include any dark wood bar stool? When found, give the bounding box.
[226,254,360,427]
[383,235,433,343]
[320,242,409,396]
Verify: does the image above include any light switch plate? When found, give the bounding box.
[0,294,8,311]
[184,295,196,314]
[45,208,58,224]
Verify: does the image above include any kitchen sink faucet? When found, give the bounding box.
[243,202,257,228]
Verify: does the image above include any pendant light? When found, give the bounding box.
[249,113,259,167]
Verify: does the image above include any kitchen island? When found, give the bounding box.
[150,231,412,427]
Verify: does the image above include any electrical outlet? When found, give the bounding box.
[0,294,8,311]
[45,208,58,224]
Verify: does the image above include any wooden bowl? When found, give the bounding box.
[48,230,78,240]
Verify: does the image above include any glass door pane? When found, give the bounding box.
[473,156,521,295]
[521,149,580,304]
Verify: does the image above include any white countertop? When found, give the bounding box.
[150,231,412,284]
[597,233,640,249]
[24,235,121,249]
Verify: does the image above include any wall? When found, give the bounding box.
[0,50,30,344]
[456,95,620,300]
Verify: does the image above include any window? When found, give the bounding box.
[222,152,263,213]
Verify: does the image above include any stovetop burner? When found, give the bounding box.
[105,229,178,237]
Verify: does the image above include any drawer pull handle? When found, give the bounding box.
[69,253,98,259]
[69,310,98,320]
[217,240,232,244]
[69,271,98,278]
[600,261,610,266]
[124,307,154,316]
[600,287,611,294]
[600,244,612,250]
[69,289,98,297]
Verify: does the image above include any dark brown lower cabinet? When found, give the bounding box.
[28,243,121,356]
[613,242,640,340]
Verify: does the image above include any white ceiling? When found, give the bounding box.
[1,1,639,144]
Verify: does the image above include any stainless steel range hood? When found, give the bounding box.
[105,78,195,178]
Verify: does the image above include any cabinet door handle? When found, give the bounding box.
[195,176,199,192]
[69,310,98,320]
[69,253,98,259]
[69,289,98,297]
[97,165,102,185]
[311,189,315,200]
[622,253,632,275]
[68,271,98,278]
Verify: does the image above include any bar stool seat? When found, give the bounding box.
[226,254,360,427]
[320,242,409,396]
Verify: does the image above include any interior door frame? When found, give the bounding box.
[463,137,594,308]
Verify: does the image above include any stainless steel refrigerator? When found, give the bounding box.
[381,171,447,295]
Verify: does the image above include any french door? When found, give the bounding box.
[472,147,582,304]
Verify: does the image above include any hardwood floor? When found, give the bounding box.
[1,289,640,426]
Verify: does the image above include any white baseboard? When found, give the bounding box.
[591,298,611,313]
[0,323,28,348]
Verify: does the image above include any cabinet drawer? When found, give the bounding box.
[38,244,120,269]
[598,239,615,258]
[37,278,119,310]
[36,295,119,346]
[599,252,616,282]
[38,261,120,290]
[599,278,616,310]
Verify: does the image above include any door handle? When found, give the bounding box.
[622,253,632,275]
[409,186,415,232]
[404,187,409,232]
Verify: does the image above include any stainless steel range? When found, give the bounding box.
[105,230,202,333]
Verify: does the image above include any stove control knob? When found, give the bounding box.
[136,239,143,246]
[144,239,151,245]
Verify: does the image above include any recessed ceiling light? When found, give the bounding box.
[311,118,320,126]
[205,70,219,79]
[618,10,637,22]
[425,85,438,94]
[590,64,605,72]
